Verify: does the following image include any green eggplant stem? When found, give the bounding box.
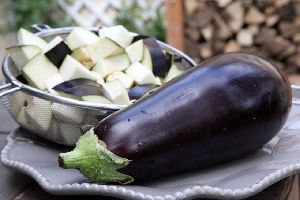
[58,128,133,184]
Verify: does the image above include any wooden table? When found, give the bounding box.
[0,103,298,200]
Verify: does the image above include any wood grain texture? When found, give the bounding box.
[0,133,34,200]
[166,0,185,52]
[287,175,299,200]
[8,176,297,200]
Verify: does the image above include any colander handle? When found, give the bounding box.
[31,24,52,33]
[0,83,20,97]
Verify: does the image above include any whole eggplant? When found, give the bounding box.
[59,53,292,184]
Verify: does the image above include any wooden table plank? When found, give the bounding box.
[10,176,298,200]
[0,102,18,133]
[287,175,299,200]
[166,0,185,52]
[245,176,295,200]
[0,132,34,200]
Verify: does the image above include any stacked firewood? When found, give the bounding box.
[183,0,300,83]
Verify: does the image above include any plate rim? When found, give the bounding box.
[1,130,300,200]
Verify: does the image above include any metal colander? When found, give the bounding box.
[0,25,197,146]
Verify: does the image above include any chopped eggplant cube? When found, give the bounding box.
[92,37,124,58]
[106,71,134,89]
[99,25,133,48]
[132,35,149,43]
[71,46,97,69]
[16,74,28,84]
[82,95,113,104]
[43,36,63,52]
[103,79,130,105]
[92,60,110,78]
[66,28,100,50]
[6,45,41,71]
[154,76,163,85]
[51,103,85,124]
[141,45,152,71]
[44,73,64,95]
[17,28,47,49]
[125,62,157,85]
[99,53,130,73]
[143,38,171,78]
[165,64,185,82]
[24,97,52,133]
[164,52,174,68]
[45,41,71,67]
[125,40,144,63]
[59,55,102,82]
[22,53,58,90]
[53,78,104,96]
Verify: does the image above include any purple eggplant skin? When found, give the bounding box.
[53,78,103,96]
[44,41,71,67]
[94,53,292,181]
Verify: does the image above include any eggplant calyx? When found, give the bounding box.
[58,129,133,184]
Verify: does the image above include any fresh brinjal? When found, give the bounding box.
[59,53,292,184]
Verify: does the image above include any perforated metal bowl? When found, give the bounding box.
[0,25,197,146]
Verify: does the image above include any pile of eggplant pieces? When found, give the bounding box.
[7,25,186,105]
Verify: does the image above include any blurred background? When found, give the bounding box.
[0,0,165,71]
[1,0,300,84]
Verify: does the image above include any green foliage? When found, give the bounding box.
[0,0,71,34]
[1,0,165,40]
[115,0,166,41]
